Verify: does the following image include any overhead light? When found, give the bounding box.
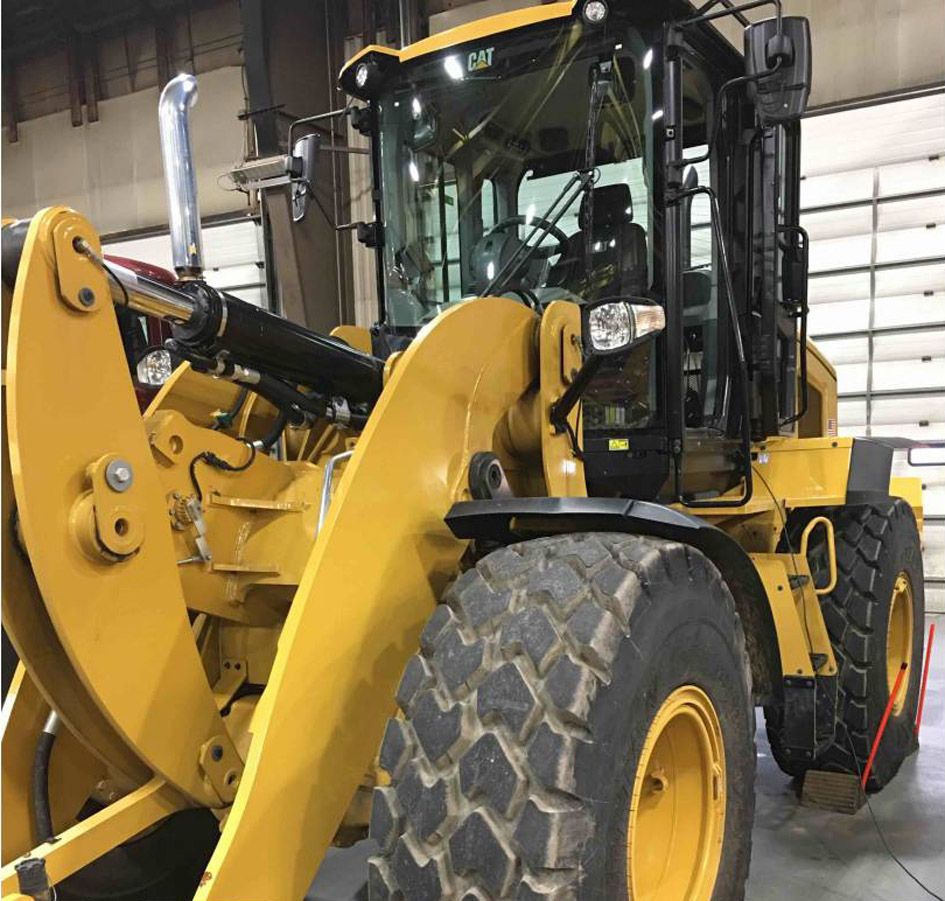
[643,48,654,70]
[411,96,422,118]
[342,53,395,99]
[651,108,664,121]
[444,55,464,81]
[486,261,496,280]
[408,160,420,182]
[582,0,609,25]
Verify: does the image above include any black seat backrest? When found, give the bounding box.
[550,183,648,298]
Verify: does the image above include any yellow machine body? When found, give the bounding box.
[1,198,922,899]
[0,5,923,897]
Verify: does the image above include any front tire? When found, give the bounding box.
[369,533,755,899]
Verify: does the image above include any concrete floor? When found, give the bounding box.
[308,614,945,901]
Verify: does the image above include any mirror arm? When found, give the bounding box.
[549,354,606,438]
[667,56,783,171]
[677,0,782,30]
[694,0,752,27]
[287,106,351,153]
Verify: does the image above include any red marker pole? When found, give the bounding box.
[915,621,936,738]
[861,662,908,791]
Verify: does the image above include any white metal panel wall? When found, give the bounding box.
[104,219,268,308]
[801,93,945,611]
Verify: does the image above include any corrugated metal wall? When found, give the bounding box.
[801,92,945,612]
[1,66,249,235]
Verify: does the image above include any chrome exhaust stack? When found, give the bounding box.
[158,73,204,278]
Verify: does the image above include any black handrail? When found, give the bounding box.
[778,224,810,428]
[672,185,754,508]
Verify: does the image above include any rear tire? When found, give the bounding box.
[765,499,924,790]
[369,533,755,899]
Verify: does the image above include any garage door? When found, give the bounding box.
[801,91,945,611]
[104,217,269,309]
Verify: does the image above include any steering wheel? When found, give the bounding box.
[487,215,570,260]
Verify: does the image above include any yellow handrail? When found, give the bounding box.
[799,515,837,596]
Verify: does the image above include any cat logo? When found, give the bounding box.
[467,47,495,72]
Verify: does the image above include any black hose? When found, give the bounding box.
[31,714,58,843]
[257,408,289,451]
[241,373,328,420]
[212,386,249,431]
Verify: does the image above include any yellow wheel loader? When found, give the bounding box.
[1,1,927,899]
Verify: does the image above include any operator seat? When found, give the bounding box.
[550,183,647,299]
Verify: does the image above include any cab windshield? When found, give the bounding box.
[376,18,656,328]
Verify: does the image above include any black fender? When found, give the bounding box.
[446,497,781,704]
[847,437,893,506]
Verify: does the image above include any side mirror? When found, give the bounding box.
[582,298,666,357]
[744,16,811,123]
[289,133,321,222]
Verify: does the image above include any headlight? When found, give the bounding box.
[355,63,370,89]
[588,302,633,352]
[585,300,665,354]
[582,1,609,25]
[136,348,173,387]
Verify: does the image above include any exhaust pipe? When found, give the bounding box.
[158,73,203,278]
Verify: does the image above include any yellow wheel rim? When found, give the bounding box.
[627,685,726,901]
[886,572,914,715]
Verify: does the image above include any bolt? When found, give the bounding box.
[78,287,96,307]
[105,459,134,492]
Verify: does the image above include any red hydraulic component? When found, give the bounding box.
[104,254,177,284]
[861,662,908,790]
[915,621,936,738]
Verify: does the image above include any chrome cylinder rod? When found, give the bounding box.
[104,258,196,323]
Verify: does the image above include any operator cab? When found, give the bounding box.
[353,12,672,496]
[341,2,810,506]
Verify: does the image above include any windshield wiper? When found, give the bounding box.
[483,169,595,298]
[484,56,616,299]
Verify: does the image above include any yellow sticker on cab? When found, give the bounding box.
[608,438,630,451]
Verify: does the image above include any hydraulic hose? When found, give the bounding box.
[31,711,60,843]
[256,408,290,452]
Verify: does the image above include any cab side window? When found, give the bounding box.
[680,60,725,432]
